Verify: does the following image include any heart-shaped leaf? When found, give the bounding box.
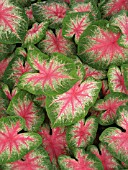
[108,65,128,94]
[0,0,28,44]
[46,78,101,127]
[7,91,45,132]
[0,116,42,164]
[94,92,128,125]
[18,46,79,96]
[87,143,123,170]
[1,146,52,170]
[66,116,98,149]
[78,20,128,70]
[58,148,103,170]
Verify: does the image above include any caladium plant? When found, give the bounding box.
[1,146,52,170]
[107,65,128,94]
[32,1,69,28]
[58,148,104,170]
[0,0,128,168]
[100,0,128,18]
[93,92,128,125]
[87,143,123,170]
[0,116,42,164]
[78,20,128,70]
[100,105,128,164]
[38,124,68,168]
[0,0,28,44]
[18,45,79,96]
[62,12,93,44]
[66,116,98,150]
[7,91,45,131]
[46,78,101,127]
[37,29,75,56]
[70,1,101,19]
[23,21,48,47]
[110,10,128,48]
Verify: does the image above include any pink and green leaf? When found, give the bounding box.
[15,47,27,58]
[101,80,110,97]
[94,93,128,125]
[100,127,128,164]
[23,22,48,47]
[0,0,28,44]
[70,1,101,19]
[34,95,46,108]
[18,48,79,96]
[39,125,68,166]
[0,43,15,60]
[0,57,12,80]
[84,64,107,80]
[2,84,19,101]
[7,91,45,132]
[25,5,35,26]
[87,143,123,170]
[1,146,52,170]
[110,10,128,48]
[32,2,68,28]
[116,105,128,131]
[78,20,128,70]
[46,78,101,127]
[62,12,93,44]
[3,56,33,88]
[0,116,42,164]
[0,89,9,114]
[66,116,98,149]
[100,0,128,18]
[121,64,128,89]
[108,65,128,94]
[37,29,75,56]
[58,148,104,170]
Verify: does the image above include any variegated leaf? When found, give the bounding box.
[62,12,93,44]
[7,91,45,132]
[0,0,28,44]
[88,143,123,170]
[23,22,48,47]
[3,55,33,88]
[2,83,19,101]
[0,57,12,80]
[46,78,101,127]
[100,127,128,164]
[121,64,128,89]
[78,20,128,70]
[0,89,9,114]
[0,43,15,61]
[1,146,52,170]
[110,10,128,48]
[84,64,107,80]
[37,29,75,56]
[25,5,35,26]
[18,47,79,96]
[70,1,101,19]
[100,0,128,18]
[94,93,128,125]
[108,65,128,94]
[58,148,103,170]
[13,0,31,7]
[39,125,68,167]
[15,47,27,58]
[101,80,110,97]
[0,116,42,164]
[34,95,46,108]
[116,105,128,131]
[32,2,68,28]
[66,116,98,149]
